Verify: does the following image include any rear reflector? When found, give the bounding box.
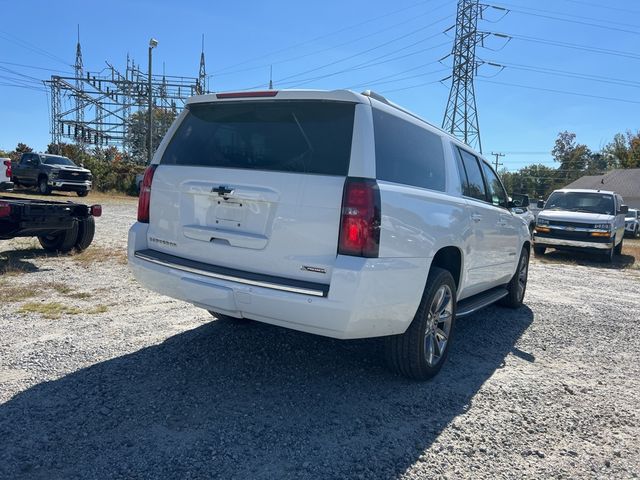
[338,178,381,258]
[216,91,278,99]
[3,160,11,178]
[90,205,102,217]
[0,202,11,218]
[137,165,157,223]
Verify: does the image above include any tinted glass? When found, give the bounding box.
[545,191,615,215]
[44,156,76,166]
[161,101,355,176]
[481,161,508,208]
[373,109,445,191]
[457,148,487,202]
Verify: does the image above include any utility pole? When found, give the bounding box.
[442,0,487,153]
[148,38,158,164]
[491,151,505,171]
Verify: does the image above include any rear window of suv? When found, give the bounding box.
[161,100,355,176]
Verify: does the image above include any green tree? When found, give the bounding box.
[8,142,33,162]
[125,107,177,163]
[552,131,591,181]
[603,131,640,169]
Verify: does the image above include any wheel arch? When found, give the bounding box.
[429,246,462,290]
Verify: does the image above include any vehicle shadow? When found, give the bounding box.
[536,249,636,269]
[0,248,56,274]
[0,305,534,479]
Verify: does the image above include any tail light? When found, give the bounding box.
[90,205,102,217]
[0,202,11,218]
[3,160,11,178]
[137,165,157,223]
[338,177,381,258]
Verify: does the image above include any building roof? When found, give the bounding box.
[564,169,640,197]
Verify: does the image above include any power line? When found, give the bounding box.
[494,33,640,61]
[486,4,640,36]
[491,2,640,29]
[0,60,74,74]
[0,31,71,66]
[265,12,453,89]
[558,0,640,15]
[284,39,451,89]
[213,0,450,78]
[478,79,640,104]
[212,0,444,75]
[485,60,640,89]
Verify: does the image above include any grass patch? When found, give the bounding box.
[0,285,38,302]
[71,246,127,266]
[17,301,109,318]
[67,292,92,300]
[18,302,83,319]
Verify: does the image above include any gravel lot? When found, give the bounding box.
[1,195,639,479]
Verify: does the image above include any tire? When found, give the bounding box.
[635,226,639,239]
[533,245,546,257]
[614,237,623,255]
[499,247,529,308]
[38,221,79,253]
[385,267,456,380]
[603,237,615,263]
[75,217,95,251]
[38,176,51,195]
[76,190,89,197]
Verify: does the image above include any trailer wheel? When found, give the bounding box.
[38,221,79,253]
[75,217,95,251]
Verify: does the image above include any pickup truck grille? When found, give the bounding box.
[548,220,593,229]
[58,170,90,181]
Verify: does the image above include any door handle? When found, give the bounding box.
[471,213,482,222]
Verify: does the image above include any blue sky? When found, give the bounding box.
[0,0,638,172]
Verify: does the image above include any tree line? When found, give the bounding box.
[501,130,640,200]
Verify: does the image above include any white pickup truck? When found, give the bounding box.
[128,89,531,379]
[533,189,628,262]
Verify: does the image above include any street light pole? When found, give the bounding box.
[148,38,158,164]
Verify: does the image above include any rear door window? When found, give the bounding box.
[373,109,446,191]
[480,161,508,208]
[457,148,487,202]
[161,101,355,176]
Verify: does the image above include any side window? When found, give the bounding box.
[457,148,487,202]
[373,109,446,192]
[481,161,508,208]
[20,154,31,165]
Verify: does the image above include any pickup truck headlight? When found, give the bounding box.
[49,169,59,179]
[593,223,611,230]
[536,218,549,227]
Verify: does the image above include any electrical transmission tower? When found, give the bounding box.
[442,0,487,153]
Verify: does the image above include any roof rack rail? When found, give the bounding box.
[361,89,433,128]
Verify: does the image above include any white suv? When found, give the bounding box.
[128,89,531,379]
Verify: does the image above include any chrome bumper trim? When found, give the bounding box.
[134,250,327,298]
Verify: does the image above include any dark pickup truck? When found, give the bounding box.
[0,195,101,252]
[12,153,92,197]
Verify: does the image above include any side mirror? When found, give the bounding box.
[619,205,629,214]
[510,193,530,208]
[537,200,545,209]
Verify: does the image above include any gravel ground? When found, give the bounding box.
[1,196,639,479]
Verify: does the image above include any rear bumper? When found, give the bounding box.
[128,222,428,339]
[533,235,613,250]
